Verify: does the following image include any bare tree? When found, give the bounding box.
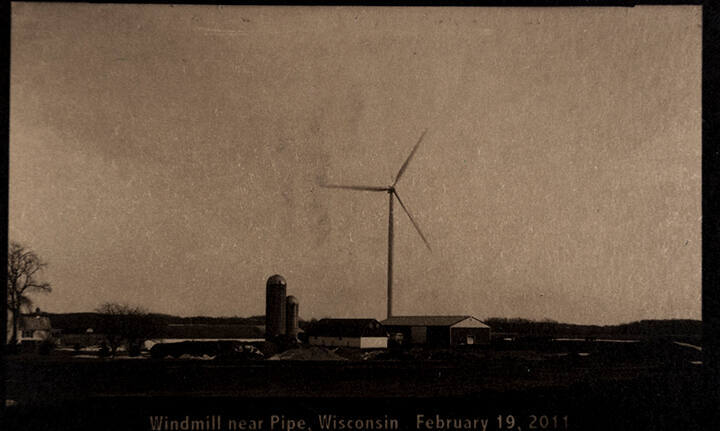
[7,242,52,344]
[95,302,161,357]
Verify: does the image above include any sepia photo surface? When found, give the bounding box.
[6,3,703,431]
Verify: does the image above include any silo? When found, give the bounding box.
[265,274,287,338]
[285,295,299,338]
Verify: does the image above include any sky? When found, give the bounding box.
[9,4,701,324]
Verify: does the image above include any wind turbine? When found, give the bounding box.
[322,130,432,318]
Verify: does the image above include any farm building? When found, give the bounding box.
[144,324,265,349]
[381,316,490,346]
[306,318,388,349]
[6,309,52,344]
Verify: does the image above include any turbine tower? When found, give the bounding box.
[322,130,432,318]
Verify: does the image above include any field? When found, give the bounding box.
[3,339,706,431]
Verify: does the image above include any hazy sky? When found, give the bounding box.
[10,4,701,324]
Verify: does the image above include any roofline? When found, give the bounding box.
[383,315,472,319]
[380,315,481,326]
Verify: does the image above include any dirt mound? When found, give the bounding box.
[268,346,347,361]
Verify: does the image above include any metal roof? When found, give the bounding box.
[381,315,489,328]
[159,324,265,339]
[306,318,388,338]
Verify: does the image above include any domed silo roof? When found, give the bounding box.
[267,274,287,286]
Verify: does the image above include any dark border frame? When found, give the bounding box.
[1,1,716,429]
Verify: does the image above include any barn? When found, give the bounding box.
[144,324,265,349]
[381,316,490,346]
[6,310,52,344]
[306,318,388,349]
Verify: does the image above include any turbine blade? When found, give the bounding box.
[393,129,427,186]
[393,190,432,251]
[320,184,389,192]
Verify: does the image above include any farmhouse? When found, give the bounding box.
[381,316,490,346]
[6,309,52,344]
[306,318,388,349]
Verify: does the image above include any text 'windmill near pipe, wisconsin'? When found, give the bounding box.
[321,130,432,319]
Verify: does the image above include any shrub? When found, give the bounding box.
[38,337,57,355]
[98,342,110,358]
[127,341,143,357]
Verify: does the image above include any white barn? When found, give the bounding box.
[381,315,491,346]
[307,318,388,349]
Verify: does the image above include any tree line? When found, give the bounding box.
[484,317,701,340]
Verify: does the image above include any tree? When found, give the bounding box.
[7,242,52,344]
[95,303,161,357]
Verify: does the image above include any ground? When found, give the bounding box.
[3,339,707,431]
